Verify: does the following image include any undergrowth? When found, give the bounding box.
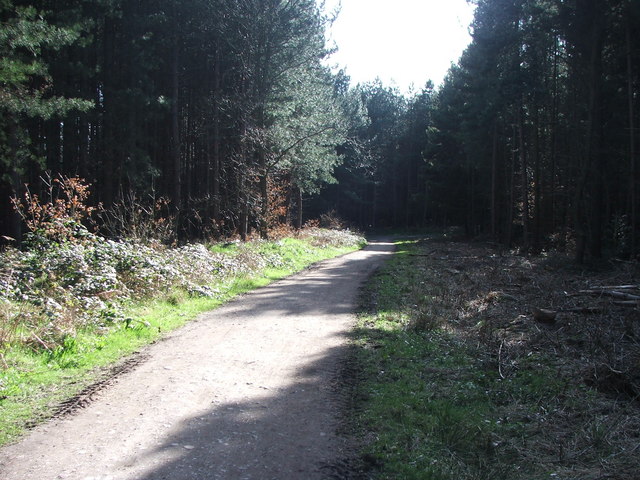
[0,181,365,444]
[352,238,640,480]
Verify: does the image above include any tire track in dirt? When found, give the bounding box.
[0,240,394,480]
[45,354,152,424]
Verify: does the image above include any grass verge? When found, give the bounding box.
[351,237,640,480]
[0,235,363,446]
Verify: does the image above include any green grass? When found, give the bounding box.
[351,240,546,479]
[352,237,640,479]
[0,237,361,446]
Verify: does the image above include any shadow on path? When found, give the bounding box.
[129,341,353,480]
[0,240,395,480]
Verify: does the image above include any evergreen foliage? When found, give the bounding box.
[317,0,640,261]
[0,0,347,240]
[1,0,638,261]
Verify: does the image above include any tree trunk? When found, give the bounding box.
[573,2,606,263]
[627,11,637,256]
[171,20,181,214]
[371,181,377,229]
[519,106,530,253]
[8,121,23,242]
[422,178,429,227]
[586,5,606,259]
[238,165,249,242]
[533,105,542,253]
[212,43,221,225]
[507,126,517,247]
[296,187,303,230]
[392,162,399,227]
[258,158,269,239]
[550,34,559,235]
[405,157,412,228]
[101,15,115,207]
[240,194,249,241]
[491,120,498,242]
[466,159,475,237]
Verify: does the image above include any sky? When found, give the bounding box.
[320,0,476,94]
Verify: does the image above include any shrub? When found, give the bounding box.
[2,184,365,354]
[318,210,346,230]
[100,192,177,246]
[300,227,366,248]
[11,175,99,246]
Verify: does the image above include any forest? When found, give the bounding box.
[1,0,639,262]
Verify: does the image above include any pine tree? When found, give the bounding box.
[0,2,92,238]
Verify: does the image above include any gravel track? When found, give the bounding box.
[0,240,394,480]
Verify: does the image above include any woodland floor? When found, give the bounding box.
[1,236,639,479]
[353,236,640,479]
[414,238,640,406]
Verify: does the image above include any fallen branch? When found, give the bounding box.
[532,308,557,324]
[562,306,602,314]
[578,290,640,301]
[588,285,640,291]
[498,339,505,379]
[31,333,51,351]
[532,306,602,320]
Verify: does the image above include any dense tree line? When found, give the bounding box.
[317,0,639,262]
[0,0,347,240]
[312,80,434,230]
[2,0,639,262]
[433,0,640,261]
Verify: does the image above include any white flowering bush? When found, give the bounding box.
[300,227,366,248]
[0,227,364,351]
[4,177,365,353]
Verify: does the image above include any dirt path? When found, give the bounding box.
[0,240,394,480]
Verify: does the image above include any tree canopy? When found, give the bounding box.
[1,0,639,262]
[0,0,347,240]
[315,0,640,261]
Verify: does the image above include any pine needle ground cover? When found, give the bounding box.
[352,237,640,480]
[0,228,365,445]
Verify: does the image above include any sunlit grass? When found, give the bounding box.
[352,239,528,479]
[0,236,362,446]
[351,235,640,479]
